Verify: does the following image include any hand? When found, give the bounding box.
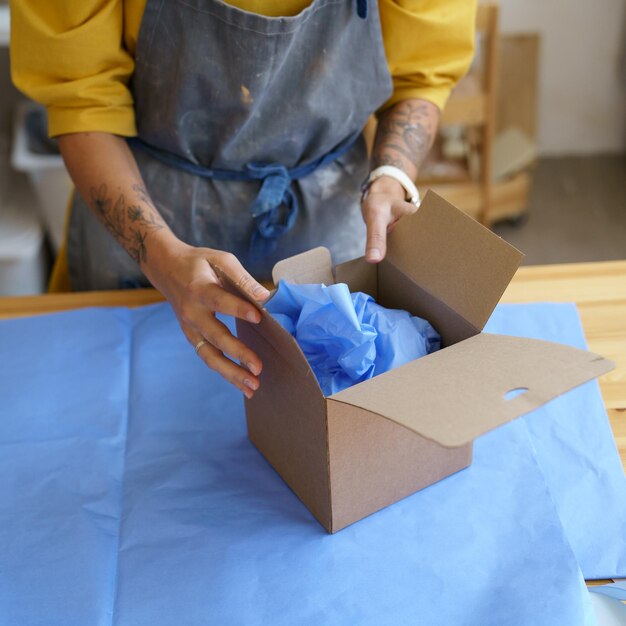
[361,177,419,263]
[144,236,271,398]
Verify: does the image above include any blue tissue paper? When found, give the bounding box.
[265,280,440,395]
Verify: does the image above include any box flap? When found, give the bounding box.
[272,247,334,286]
[237,319,331,529]
[330,333,614,448]
[215,263,331,527]
[334,256,378,298]
[211,264,320,385]
[386,191,524,331]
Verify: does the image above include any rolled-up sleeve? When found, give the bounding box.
[10,0,137,137]
[379,0,477,111]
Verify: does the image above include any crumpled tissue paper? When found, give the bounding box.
[265,280,440,395]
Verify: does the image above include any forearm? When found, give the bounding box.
[58,132,269,394]
[372,99,440,181]
[57,132,179,281]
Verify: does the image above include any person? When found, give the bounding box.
[10,0,476,398]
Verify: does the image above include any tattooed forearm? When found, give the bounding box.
[372,99,440,180]
[89,183,165,265]
[131,183,155,207]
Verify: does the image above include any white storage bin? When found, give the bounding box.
[0,202,47,295]
[0,5,9,47]
[11,102,72,255]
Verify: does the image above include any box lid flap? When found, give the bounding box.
[386,192,524,331]
[211,264,321,385]
[272,247,334,285]
[330,333,614,447]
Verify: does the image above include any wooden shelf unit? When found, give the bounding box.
[419,3,531,227]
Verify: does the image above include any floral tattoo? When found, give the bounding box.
[89,183,164,265]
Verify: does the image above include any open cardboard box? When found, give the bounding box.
[217,192,614,533]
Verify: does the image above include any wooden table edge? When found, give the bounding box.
[1,260,625,317]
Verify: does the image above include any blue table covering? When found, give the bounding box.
[1,302,624,626]
[485,305,626,580]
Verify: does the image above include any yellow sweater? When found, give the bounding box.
[10,0,476,138]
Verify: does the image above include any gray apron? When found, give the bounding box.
[67,0,393,289]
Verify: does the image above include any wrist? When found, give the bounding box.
[142,228,187,287]
[367,176,406,200]
[362,165,421,206]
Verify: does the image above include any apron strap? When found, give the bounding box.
[356,0,368,19]
[128,131,361,241]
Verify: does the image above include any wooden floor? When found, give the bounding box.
[493,154,626,265]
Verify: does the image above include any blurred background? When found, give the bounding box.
[0,0,624,296]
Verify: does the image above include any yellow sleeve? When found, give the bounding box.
[379,0,477,112]
[9,0,138,137]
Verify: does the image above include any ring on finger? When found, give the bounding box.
[194,339,209,355]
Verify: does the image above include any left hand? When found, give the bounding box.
[361,176,419,263]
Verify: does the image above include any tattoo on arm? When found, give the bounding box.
[131,183,154,207]
[89,183,164,265]
[372,100,439,180]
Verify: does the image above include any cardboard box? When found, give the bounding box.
[217,192,614,533]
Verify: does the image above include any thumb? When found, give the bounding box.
[365,210,388,263]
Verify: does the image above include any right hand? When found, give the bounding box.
[361,176,417,263]
[145,237,271,398]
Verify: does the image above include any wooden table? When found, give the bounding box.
[500,260,626,473]
[1,260,625,584]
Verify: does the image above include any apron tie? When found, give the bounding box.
[128,131,361,242]
[245,163,297,238]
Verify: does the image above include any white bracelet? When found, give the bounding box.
[361,165,421,207]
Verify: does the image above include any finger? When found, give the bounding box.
[385,200,418,235]
[215,253,270,303]
[196,341,260,398]
[390,198,419,219]
[180,319,262,394]
[364,210,389,263]
[197,314,263,376]
[387,218,400,233]
[193,283,263,324]
[181,321,260,397]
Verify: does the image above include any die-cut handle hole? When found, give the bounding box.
[504,387,529,401]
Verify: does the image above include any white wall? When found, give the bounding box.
[499,0,626,155]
